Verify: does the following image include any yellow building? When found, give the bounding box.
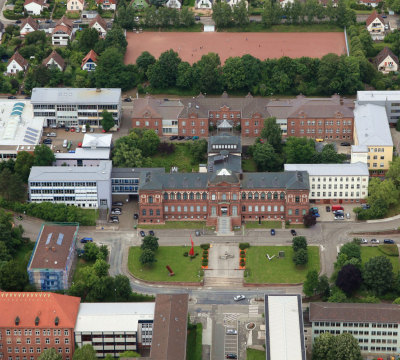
[354,103,393,176]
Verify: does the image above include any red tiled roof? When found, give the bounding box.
[366,10,384,27]
[42,50,66,70]
[24,0,44,5]
[56,15,73,28]
[0,292,80,329]
[81,49,98,67]
[96,0,116,5]
[7,51,28,68]
[52,24,72,35]
[89,14,107,31]
[20,16,39,31]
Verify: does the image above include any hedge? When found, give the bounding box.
[2,10,25,20]
[239,242,250,250]
[200,243,210,250]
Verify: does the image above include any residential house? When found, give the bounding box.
[309,302,400,356]
[82,10,98,18]
[375,46,399,74]
[27,223,79,291]
[195,0,212,9]
[225,0,248,8]
[19,16,39,37]
[6,51,28,74]
[67,0,84,11]
[366,10,385,40]
[131,0,149,9]
[359,0,381,7]
[42,50,65,71]
[52,16,73,46]
[0,292,80,360]
[165,0,181,8]
[81,49,98,71]
[96,0,116,10]
[89,14,107,37]
[24,0,47,15]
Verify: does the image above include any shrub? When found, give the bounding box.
[378,244,399,257]
[200,243,210,250]
[239,243,250,250]
[240,253,245,258]
[240,260,245,267]
[202,259,208,266]
[183,252,188,257]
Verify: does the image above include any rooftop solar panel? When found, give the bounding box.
[27,127,39,133]
[24,140,36,145]
[45,233,52,245]
[56,233,64,246]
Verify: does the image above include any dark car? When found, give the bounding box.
[384,239,395,244]
[112,201,123,206]
[111,207,122,212]
[24,96,31,99]
[80,237,93,243]
[340,142,351,146]
[362,204,370,210]
[184,136,192,140]
[7,96,16,99]
[290,229,297,236]
[149,230,155,236]
[123,97,132,102]
[326,206,330,212]
[134,213,139,220]
[140,230,146,237]
[195,230,201,236]
[169,136,178,140]
[65,127,70,131]
[226,354,238,359]
[177,136,185,140]
[15,20,21,24]
[271,229,275,236]
[43,138,52,144]
[195,15,200,20]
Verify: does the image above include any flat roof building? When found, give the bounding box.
[27,223,79,291]
[264,294,306,360]
[31,87,122,129]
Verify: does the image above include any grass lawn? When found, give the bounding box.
[385,201,400,218]
[139,221,213,230]
[223,23,343,32]
[287,223,306,229]
[247,349,266,360]
[245,246,320,283]
[128,246,203,282]
[151,143,197,172]
[245,220,282,229]
[186,323,202,360]
[73,258,95,283]
[242,158,257,172]
[360,247,400,273]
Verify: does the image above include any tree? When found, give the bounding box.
[336,264,362,296]
[317,275,331,300]
[284,137,317,164]
[393,297,400,304]
[141,235,159,252]
[114,274,133,301]
[147,49,181,89]
[320,144,345,164]
[193,53,222,93]
[179,7,195,27]
[104,25,127,52]
[83,242,100,262]
[79,28,100,53]
[312,332,362,360]
[252,143,281,171]
[212,1,233,28]
[303,213,316,227]
[113,144,147,168]
[232,0,249,26]
[368,178,400,216]
[386,157,400,188]
[189,139,208,163]
[38,348,62,360]
[0,169,26,202]
[139,249,156,265]
[0,260,29,291]
[119,351,141,358]
[327,286,347,303]
[117,5,137,30]
[15,151,34,182]
[93,258,110,277]
[338,242,360,260]
[262,0,282,27]
[303,269,319,297]
[33,144,56,166]
[363,256,393,295]
[292,236,307,252]
[136,51,156,78]
[293,248,308,265]
[133,129,160,156]
[176,61,193,89]
[101,110,115,132]
[260,117,282,152]
[222,57,245,91]
[72,345,97,360]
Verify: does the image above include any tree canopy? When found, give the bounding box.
[336,263,362,296]
[312,332,362,360]
[363,256,393,295]
[101,110,116,132]
[33,144,56,166]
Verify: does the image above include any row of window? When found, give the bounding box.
[160,192,293,202]
[30,182,97,187]
[291,120,353,126]
[4,330,69,336]
[314,322,398,328]
[312,184,361,190]
[30,190,97,195]
[311,192,362,198]
[111,179,139,185]
[164,205,207,213]
[6,347,69,354]
[162,192,208,201]
[369,148,386,152]
[311,177,363,182]
[3,356,69,360]
[6,338,67,345]
[293,129,352,134]
[142,209,160,216]
[368,163,385,168]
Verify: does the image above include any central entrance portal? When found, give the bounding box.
[221,207,228,216]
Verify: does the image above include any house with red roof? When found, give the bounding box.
[89,14,108,37]
[0,292,80,360]
[52,16,73,46]
[43,50,66,71]
[67,0,84,11]
[6,51,28,74]
[366,10,385,40]
[20,16,39,37]
[359,0,381,7]
[24,0,47,15]
[375,46,399,73]
[81,49,98,71]
[96,0,116,10]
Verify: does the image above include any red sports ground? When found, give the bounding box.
[124,31,347,65]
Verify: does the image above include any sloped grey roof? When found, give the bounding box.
[241,171,309,190]
[111,167,165,179]
[140,172,208,190]
[132,97,184,119]
[208,168,240,184]
[208,134,241,152]
[208,154,242,174]
[284,163,369,176]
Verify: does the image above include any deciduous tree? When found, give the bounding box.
[38,348,62,360]
[141,235,159,252]
[72,345,97,360]
[252,143,281,171]
[293,248,308,265]
[363,256,393,295]
[15,151,34,182]
[139,249,156,265]
[292,236,307,252]
[260,117,282,152]
[33,144,56,166]
[336,264,362,296]
[303,269,319,297]
[101,110,115,132]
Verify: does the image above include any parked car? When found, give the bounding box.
[76,127,80,133]
[184,136,192,140]
[361,238,368,244]
[371,238,380,244]
[90,127,94,133]
[226,329,238,335]
[7,95,16,99]
[140,230,146,237]
[111,207,122,212]
[195,15,200,20]
[333,210,344,216]
[80,237,93,243]
[195,230,201,236]
[334,215,344,220]
[384,239,395,244]
[124,97,132,102]
[169,136,178,140]
[346,213,350,219]
[362,204,370,210]
[340,142,351,146]
[109,216,119,223]
[226,355,237,359]
[111,210,121,215]
[133,213,139,220]
[192,136,199,140]
[82,126,87,133]
[149,230,155,236]
[112,201,123,206]
[15,20,21,24]
[290,229,297,236]
[233,295,245,301]
[43,139,52,144]
[46,132,57,137]
[326,206,330,212]
[65,127,70,132]
[177,136,185,140]
[270,229,275,236]
[70,127,75,132]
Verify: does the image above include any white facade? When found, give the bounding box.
[44,57,63,71]
[90,21,107,37]
[195,0,212,8]
[367,16,385,40]
[284,163,369,203]
[24,1,43,15]
[74,302,155,358]
[67,0,84,10]
[351,145,368,165]
[377,55,398,74]
[225,0,248,8]
[165,0,181,7]
[6,59,25,74]
[52,31,71,46]
[20,23,37,36]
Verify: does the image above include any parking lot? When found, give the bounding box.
[109,196,139,230]
[311,204,361,222]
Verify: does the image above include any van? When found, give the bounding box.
[63,139,68,148]
[46,132,57,137]
[332,205,344,212]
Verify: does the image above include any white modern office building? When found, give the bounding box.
[28,160,112,209]
[310,302,400,356]
[74,302,155,358]
[264,294,306,360]
[284,163,369,204]
[31,88,122,129]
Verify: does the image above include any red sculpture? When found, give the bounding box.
[166,265,175,276]
[189,235,195,256]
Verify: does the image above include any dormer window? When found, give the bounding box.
[35,317,39,326]
[15,316,20,326]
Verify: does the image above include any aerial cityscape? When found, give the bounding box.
[1,0,400,359]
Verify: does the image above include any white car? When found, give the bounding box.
[334,216,345,220]
[233,295,245,302]
[371,239,380,244]
[82,126,87,133]
[361,238,368,244]
[226,329,238,335]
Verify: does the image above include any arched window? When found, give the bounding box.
[149,209,153,216]
[254,193,259,200]
[273,192,278,200]
[148,196,153,204]
[261,192,265,200]
[183,193,188,200]
[202,192,207,200]
[248,193,253,200]
[170,193,175,200]
[163,192,168,200]
[280,192,285,200]
[222,193,227,201]
[177,193,181,200]
[142,209,146,216]
[196,192,201,200]
[189,192,194,200]
[267,192,272,200]
[242,193,246,200]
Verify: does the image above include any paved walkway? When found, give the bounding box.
[367,214,400,223]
